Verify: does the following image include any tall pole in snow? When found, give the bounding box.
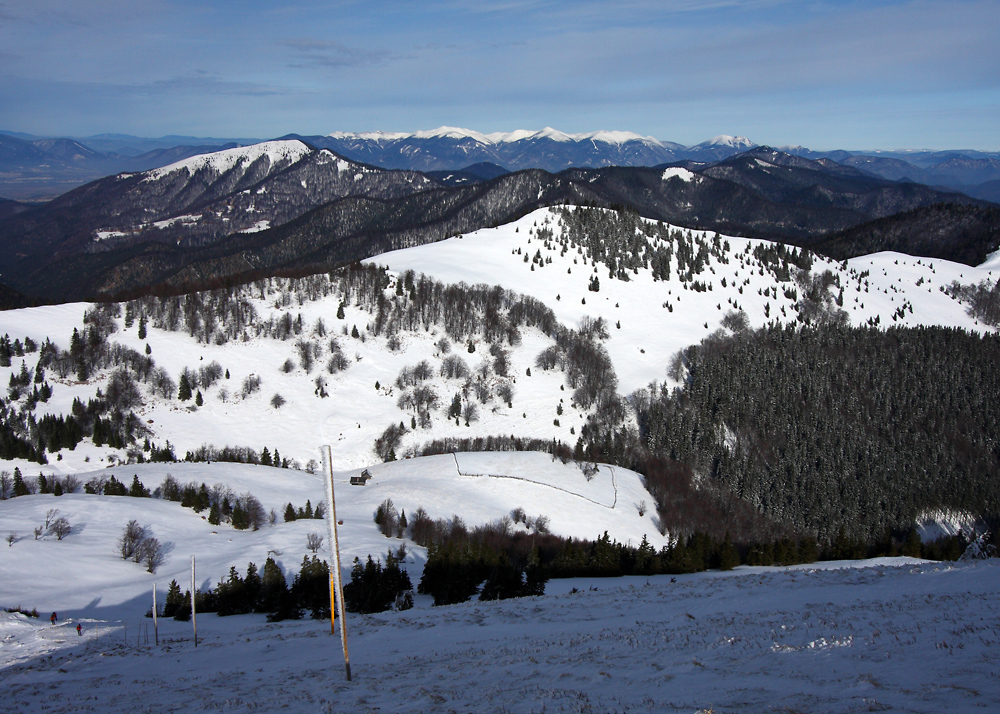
[322,444,352,682]
[191,555,198,647]
[152,583,159,646]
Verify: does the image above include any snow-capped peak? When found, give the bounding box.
[577,130,660,146]
[145,140,313,181]
[411,126,494,144]
[327,127,667,147]
[487,127,575,143]
[699,135,755,149]
[326,130,409,141]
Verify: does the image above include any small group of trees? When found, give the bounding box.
[343,552,413,613]
[947,277,1000,326]
[419,541,546,606]
[81,473,270,531]
[283,500,324,521]
[158,553,394,622]
[373,498,407,538]
[116,519,165,573]
[0,468,80,499]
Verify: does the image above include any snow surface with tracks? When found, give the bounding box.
[2,558,997,713]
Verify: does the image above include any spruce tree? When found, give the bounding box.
[718,532,739,571]
[260,557,289,614]
[283,503,297,522]
[231,504,248,530]
[177,373,192,401]
[128,475,149,498]
[163,580,184,618]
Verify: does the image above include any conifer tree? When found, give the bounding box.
[260,557,290,615]
[231,503,249,530]
[163,580,184,618]
[177,373,192,401]
[128,475,149,498]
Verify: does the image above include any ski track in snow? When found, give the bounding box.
[2,560,998,713]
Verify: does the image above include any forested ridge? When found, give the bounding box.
[580,324,1000,543]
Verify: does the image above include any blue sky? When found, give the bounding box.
[0,0,997,149]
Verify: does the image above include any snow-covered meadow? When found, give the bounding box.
[0,454,664,617]
[3,558,997,713]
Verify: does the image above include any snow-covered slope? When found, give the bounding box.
[372,208,997,394]
[2,204,998,711]
[0,454,661,615]
[0,207,995,478]
[2,557,996,713]
[143,139,313,181]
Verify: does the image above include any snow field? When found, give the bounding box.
[0,454,664,616]
[0,279,583,477]
[2,560,997,713]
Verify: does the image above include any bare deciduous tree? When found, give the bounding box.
[138,537,165,573]
[306,532,324,553]
[117,520,147,560]
[47,517,71,540]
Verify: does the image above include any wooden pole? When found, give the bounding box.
[322,445,352,682]
[191,555,198,647]
[152,583,159,646]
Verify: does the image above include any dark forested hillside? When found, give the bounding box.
[0,143,987,305]
[811,203,1000,266]
[581,324,1000,543]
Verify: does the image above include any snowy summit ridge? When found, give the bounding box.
[327,126,700,149]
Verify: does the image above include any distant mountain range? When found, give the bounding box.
[2,138,995,305]
[301,127,758,172]
[4,127,999,203]
[0,132,250,200]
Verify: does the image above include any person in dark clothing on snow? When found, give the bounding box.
[50,612,57,625]
[76,623,82,636]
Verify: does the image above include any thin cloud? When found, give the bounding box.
[139,73,292,98]
[280,38,394,69]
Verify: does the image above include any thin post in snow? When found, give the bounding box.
[191,555,198,647]
[322,444,352,682]
[152,583,159,646]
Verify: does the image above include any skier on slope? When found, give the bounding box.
[50,612,57,625]
[76,623,82,636]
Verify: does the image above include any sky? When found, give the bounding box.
[0,0,997,150]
